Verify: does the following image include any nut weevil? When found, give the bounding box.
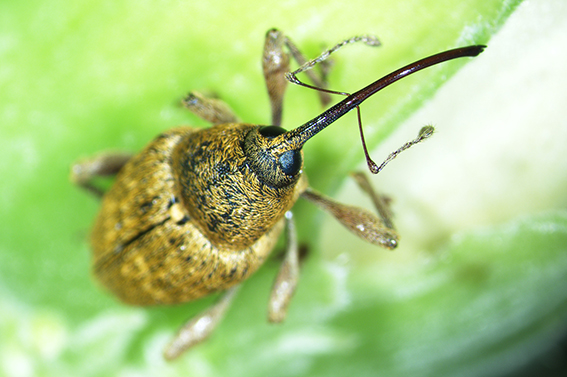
[71,29,484,359]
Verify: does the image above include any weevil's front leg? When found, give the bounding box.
[282,36,332,106]
[263,29,291,127]
[263,29,333,126]
[301,187,399,250]
[182,91,239,125]
[70,152,132,197]
[300,126,437,248]
[268,211,299,323]
[163,285,241,360]
[350,172,395,230]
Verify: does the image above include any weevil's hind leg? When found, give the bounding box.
[301,187,399,250]
[268,211,299,323]
[350,172,395,230]
[70,152,132,197]
[182,91,239,125]
[164,285,241,360]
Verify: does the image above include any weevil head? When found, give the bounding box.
[173,123,306,251]
[243,125,303,189]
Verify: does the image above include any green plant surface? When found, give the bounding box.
[2,0,566,376]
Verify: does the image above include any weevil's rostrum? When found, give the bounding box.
[72,28,484,359]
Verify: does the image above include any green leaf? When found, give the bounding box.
[4,0,566,376]
[325,211,567,377]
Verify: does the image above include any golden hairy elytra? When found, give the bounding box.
[71,28,485,360]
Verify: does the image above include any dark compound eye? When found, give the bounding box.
[279,149,302,176]
[259,125,286,137]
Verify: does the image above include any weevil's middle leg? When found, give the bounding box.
[268,211,299,323]
[163,285,241,360]
[182,91,239,125]
[70,152,132,197]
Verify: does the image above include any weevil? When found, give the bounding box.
[71,29,484,359]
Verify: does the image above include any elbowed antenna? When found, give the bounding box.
[273,45,486,152]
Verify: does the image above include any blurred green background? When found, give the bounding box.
[1,0,567,376]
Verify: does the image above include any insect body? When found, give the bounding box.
[72,29,484,359]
